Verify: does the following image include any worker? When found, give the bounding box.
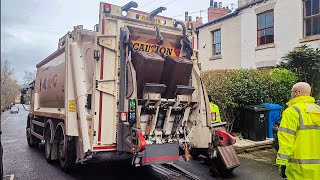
[208,95,221,123]
[276,82,320,179]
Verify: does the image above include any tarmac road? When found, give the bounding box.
[1,104,283,180]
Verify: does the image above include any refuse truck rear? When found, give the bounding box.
[21,1,239,174]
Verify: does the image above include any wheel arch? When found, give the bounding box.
[45,119,55,143]
[54,122,65,142]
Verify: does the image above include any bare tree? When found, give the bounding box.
[22,70,36,88]
[1,60,20,111]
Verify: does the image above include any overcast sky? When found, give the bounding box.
[1,0,237,83]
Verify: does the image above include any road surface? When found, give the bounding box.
[1,104,283,180]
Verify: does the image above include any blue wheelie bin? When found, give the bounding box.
[261,103,282,138]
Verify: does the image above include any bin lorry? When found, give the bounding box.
[21,1,239,174]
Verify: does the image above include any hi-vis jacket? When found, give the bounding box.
[210,102,221,124]
[276,96,320,180]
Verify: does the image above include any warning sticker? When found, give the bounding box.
[68,100,76,112]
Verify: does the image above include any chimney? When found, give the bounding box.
[208,1,232,22]
[194,17,203,28]
[196,16,202,23]
[210,0,214,7]
[238,0,249,7]
[185,11,189,21]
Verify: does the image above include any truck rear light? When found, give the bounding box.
[120,112,127,122]
[103,3,111,13]
[187,22,193,30]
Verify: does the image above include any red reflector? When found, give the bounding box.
[142,155,179,163]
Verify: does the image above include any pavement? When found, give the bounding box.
[1,104,283,180]
[234,137,274,153]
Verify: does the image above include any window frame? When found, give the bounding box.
[257,10,274,46]
[303,0,320,37]
[212,29,221,56]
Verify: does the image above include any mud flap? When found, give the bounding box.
[141,143,179,165]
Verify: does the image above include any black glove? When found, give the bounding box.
[278,165,287,178]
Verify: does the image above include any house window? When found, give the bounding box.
[212,29,221,56]
[257,11,274,46]
[304,0,320,36]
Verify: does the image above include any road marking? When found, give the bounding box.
[1,117,10,125]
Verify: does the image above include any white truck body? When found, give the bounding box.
[25,2,213,171]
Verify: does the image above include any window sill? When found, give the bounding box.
[255,43,275,51]
[210,54,222,61]
[299,35,320,43]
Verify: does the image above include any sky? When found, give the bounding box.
[1,0,237,83]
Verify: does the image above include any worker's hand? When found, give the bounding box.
[273,124,279,134]
[278,165,286,178]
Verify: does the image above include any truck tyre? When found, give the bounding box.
[44,129,53,163]
[26,119,40,148]
[58,132,76,173]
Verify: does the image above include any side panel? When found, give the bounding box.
[36,50,65,109]
[93,17,119,146]
[65,38,79,136]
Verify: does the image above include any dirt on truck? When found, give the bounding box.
[20,1,239,175]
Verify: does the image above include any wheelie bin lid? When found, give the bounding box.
[261,103,282,110]
[243,105,269,112]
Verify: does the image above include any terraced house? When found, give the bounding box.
[197,0,320,70]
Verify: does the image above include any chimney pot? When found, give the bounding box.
[185,11,189,21]
[214,2,218,8]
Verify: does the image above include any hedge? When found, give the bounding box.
[201,68,298,133]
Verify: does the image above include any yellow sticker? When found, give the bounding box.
[68,100,76,112]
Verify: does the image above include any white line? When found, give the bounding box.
[1,117,10,126]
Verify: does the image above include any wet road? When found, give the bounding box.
[1,104,283,180]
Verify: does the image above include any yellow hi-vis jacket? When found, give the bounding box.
[276,96,320,180]
[210,102,221,123]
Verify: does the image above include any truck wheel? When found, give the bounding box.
[44,129,53,163]
[58,133,76,173]
[26,127,39,148]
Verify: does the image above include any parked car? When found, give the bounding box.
[10,106,19,114]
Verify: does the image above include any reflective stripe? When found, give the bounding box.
[289,158,320,164]
[277,153,290,160]
[299,125,320,130]
[291,105,304,126]
[291,105,320,130]
[278,127,296,135]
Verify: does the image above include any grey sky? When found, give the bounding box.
[1,0,237,83]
